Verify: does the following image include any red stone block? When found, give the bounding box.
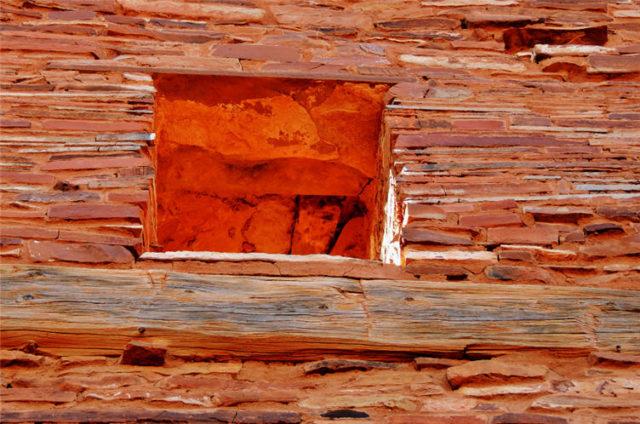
[48,204,140,220]
[212,44,300,62]
[441,203,475,213]
[479,199,517,211]
[42,156,151,171]
[0,172,55,185]
[0,388,76,404]
[58,230,140,246]
[16,191,99,203]
[492,413,568,424]
[121,340,166,366]
[447,359,547,389]
[107,191,149,203]
[48,10,97,20]
[403,228,473,245]
[625,233,640,243]
[0,409,244,424]
[418,118,452,129]
[499,250,535,262]
[452,119,505,130]
[0,237,22,246]
[1,36,114,58]
[27,240,134,264]
[375,17,460,31]
[406,204,447,220]
[487,227,558,245]
[386,82,429,100]
[460,213,521,228]
[583,222,624,235]
[609,113,640,120]
[589,54,640,73]
[386,115,421,129]
[597,205,640,220]
[465,12,539,25]
[512,115,552,127]
[0,225,58,240]
[0,119,31,128]
[485,265,557,284]
[392,416,484,424]
[0,209,47,219]
[118,0,264,22]
[42,119,147,132]
[401,184,446,196]
[414,357,466,370]
[404,263,469,278]
[581,240,640,258]
[396,134,562,148]
[588,351,640,367]
[0,351,43,369]
[524,206,593,223]
[562,231,585,242]
[444,182,549,196]
[546,146,603,154]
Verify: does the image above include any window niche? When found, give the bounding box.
[152,74,389,260]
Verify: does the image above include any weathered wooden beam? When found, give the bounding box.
[45,60,415,83]
[1,264,639,359]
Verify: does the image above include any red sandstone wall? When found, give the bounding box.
[3,347,640,422]
[1,0,639,288]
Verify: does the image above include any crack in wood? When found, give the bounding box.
[1,265,639,359]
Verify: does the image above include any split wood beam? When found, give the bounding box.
[45,60,415,83]
[1,264,638,360]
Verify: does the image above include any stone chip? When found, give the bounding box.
[120,340,167,366]
[446,359,548,389]
[303,359,398,375]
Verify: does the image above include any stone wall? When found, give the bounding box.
[2,347,640,422]
[1,0,639,288]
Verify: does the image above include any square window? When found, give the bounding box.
[152,75,390,260]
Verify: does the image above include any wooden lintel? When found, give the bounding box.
[45,61,416,84]
[1,264,639,359]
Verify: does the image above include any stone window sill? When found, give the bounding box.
[138,251,412,280]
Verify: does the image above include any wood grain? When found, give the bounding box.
[45,61,414,83]
[1,265,638,359]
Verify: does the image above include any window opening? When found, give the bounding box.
[152,75,390,260]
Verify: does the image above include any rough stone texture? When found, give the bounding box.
[0,0,637,289]
[0,388,77,404]
[3,349,639,422]
[459,213,522,228]
[487,228,558,246]
[48,204,140,220]
[446,358,548,389]
[491,414,568,424]
[485,265,558,284]
[303,359,398,375]
[27,240,134,264]
[120,340,167,366]
[0,351,42,368]
[2,0,640,419]
[403,228,473,245]
[414,357,466,370]
[588,351,640,367]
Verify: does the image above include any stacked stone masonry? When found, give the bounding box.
[1,0,640,421]
[2,347,640,423]
[1,0,639,288]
